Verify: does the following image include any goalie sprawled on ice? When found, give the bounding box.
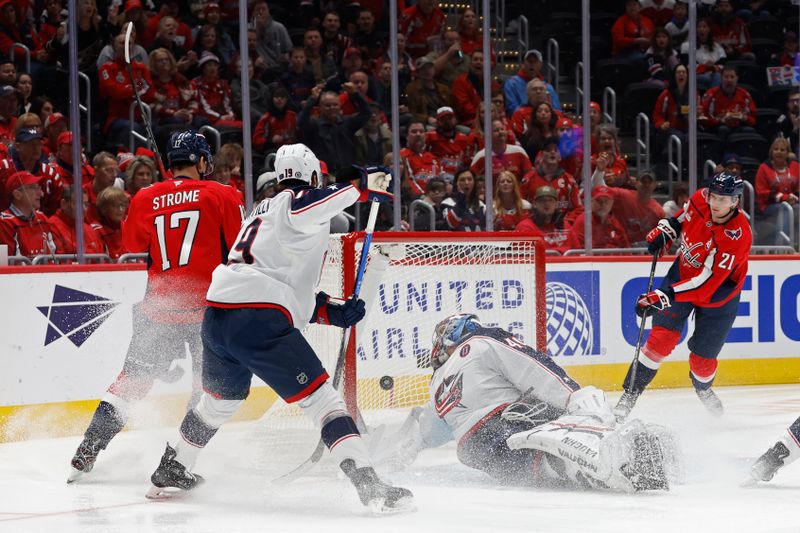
[380,314,676,492]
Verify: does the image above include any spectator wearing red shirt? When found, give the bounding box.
[252,86,297,154]
[399,0,445,58]
[653,64,699,159]
[42,111,67,159]
[510,78,551,140]
[85,151,121,225]
[515,185,570,251]
[0,0,41,64]
[0,127,61,214]
[48,185,104,255]
[521,138,581,224]
[451,51,500,127]
[565,186,630,252]
[640,0,675,29]
[425,106,472,182]
[522,101,559,163]
[47,131,93,213]
[149,48,198,128]
[339,71,380,118]
[611,0,655,66]
[492,171,531,231]
[754,137,799,244]
[470,119,532,182]
[192,52,242,130]
[593,166,665,244]
[699,65,757,144]
[555,117,584,178]
[710,0,753,61]
[92,186,130,260]
[401,120,441,196]
[142,2,193,53]
[99,32,156,150]
[456,8,494,63]
[591,124,632,188]
[0,170,55,257]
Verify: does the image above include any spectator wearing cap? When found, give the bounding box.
[193,4,236,67]
[565,186,630,252]
[716,152,742,176]
[92,186,130,260]
[280,47,317,110]
[451,51,500,127]
[255,170,278,203]
[85,151,123,225]
[252,86,297,154]
[303,28,337,84]
[98,32,156,150]
[470,119,532,183]
[0,127,61,214]
[515,185,570,251]
[641,0,675,29]
[352,7,388,69]
[424,29,468,88]
[398,0,445,59]
[611,0,655,66]
[354,103,392,166]
[401,120,442,196]
[250,0,292,80]
[555,116,583,177]
[503,49,561,116]
[424,106,473,182]
[771,32,799,67]
[411,176,448,231]
[492,170,531,231]
[46,130,94,215]
[320,10,353,65]
[405,55,451,126]
[0,170,55,257]
[298,82,370,175]
[592,124,632,188]
[710,0,753,61]
[699,65,757,145]
[521,137,580,223]
[0,83,18,143]
[592,167,665,244]
[192,51,242,130]
[47,184,104,255]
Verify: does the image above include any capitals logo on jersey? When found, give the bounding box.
[725,227,743,241]
[434,371,465,418]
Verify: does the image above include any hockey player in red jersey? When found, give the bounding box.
[614,172,752,421]
[68,130,244,482]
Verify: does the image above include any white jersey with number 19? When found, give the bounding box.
[206,182,365,327]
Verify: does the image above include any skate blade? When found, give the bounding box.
[67,467,85,484]
[145,485,189,500]
[368,496,416,516]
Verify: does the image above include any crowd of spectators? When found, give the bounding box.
[0,0,798,264]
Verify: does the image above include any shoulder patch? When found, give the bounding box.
[724,227,743,241]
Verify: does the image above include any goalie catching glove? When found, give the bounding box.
[636,288,672,318]
[646,217,681,257]
[311,291,366,328]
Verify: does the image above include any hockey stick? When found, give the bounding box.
[627,253,659,391]
[124,22,168,179]
[272,200,381,483]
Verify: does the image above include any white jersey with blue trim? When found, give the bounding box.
[206,182,363,326]
[419,327,581,444]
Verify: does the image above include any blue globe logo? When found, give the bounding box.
[545,282,594,356]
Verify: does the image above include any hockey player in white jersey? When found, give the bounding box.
[747,414,800,484]
[383,314,672,492]
[146,143,413,514]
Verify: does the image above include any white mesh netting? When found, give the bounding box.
[247,234,543,480]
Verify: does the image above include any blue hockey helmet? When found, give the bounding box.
[707,171,744,197]
[167,129,213,174]
[430,314,481,370]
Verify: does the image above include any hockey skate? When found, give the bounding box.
[67,437,104,483]
[613,390,640,423]
[619,431,669,491]
[146,444,204,499]
[695,388,724,417]
[340,459,415,515]
[746,442,790,485]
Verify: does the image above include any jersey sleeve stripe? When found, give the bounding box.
[673,246,716,294]
[290,184,357,215]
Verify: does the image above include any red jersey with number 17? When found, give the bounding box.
[122,178,244,324]
[671,188,752,307]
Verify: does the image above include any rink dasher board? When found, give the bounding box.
[0,257,798,442]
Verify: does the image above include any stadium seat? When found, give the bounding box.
[594,58,645,100]
[726,60,766,91]
[726,132,769,161]
[739,157,762,182]
[696,132,724,165]
[738,83,765,109]
[748,15,782,40]
[751,38,782,67]
[767,85,794,111]
[755,108,782,141]
[590,12,618,37]
[622,82,664,130]
[545,12,581,36]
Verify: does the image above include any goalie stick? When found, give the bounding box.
[272,199,381,483]
[124,22,168,179]
[627,253,659,392]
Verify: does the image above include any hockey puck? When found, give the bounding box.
[379,375,394,390]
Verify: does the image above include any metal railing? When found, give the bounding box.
[546,38,560,97]
[703,159,716,182]
[492,0,506,52]
[409,200,435,232]
[129,101,154,152]
[199,125,221,153]
[575,62,584,114]
[7,255,32,265]
[742,180,756,236]
[602,87,616,126]
[118,253,148,263]
[751,245,798,255]
[9,43,30,75]
[563,247,650,256]
[635,113,650,172]
[31,253,113,265]
[78,72,92,153]
[517,15,529,65]
[776,202,796,248]
[666,134,682,197]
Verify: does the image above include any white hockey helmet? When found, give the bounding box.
[430,314,481,370]
[274,143,321,187]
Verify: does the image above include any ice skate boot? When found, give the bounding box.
[340,459,415,514]
[146,443,204,499]
[67,437,104,483]
[613,390,640,423]
[748,441,790,484]
[620,432,669,491]
[695,388,723,417]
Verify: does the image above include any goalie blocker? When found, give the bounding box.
[375,315,674,492]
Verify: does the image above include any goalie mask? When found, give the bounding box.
[430,314,481,370]
[275,143,321,188]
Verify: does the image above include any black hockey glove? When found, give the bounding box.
[312,291,366,328]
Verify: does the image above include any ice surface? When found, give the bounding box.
[1,385,799,533]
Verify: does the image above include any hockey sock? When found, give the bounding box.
[172,409,219,470]
[322,415,371,469]
[84,398,127,449]
[689,353,717,391]
[623,361,657,393]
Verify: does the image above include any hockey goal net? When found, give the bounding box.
[249,232,546,477]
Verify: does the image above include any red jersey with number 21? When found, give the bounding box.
[122,178,244,324]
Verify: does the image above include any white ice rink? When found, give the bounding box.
[1,384,799,533]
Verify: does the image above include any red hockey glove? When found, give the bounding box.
[635,289,672,318]
[646,217,681,257]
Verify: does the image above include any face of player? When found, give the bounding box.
[591,195,613,217]
[406,123,425,150]
[708,192,739,223]
[131,165,154,191]
[534,195,557,216]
